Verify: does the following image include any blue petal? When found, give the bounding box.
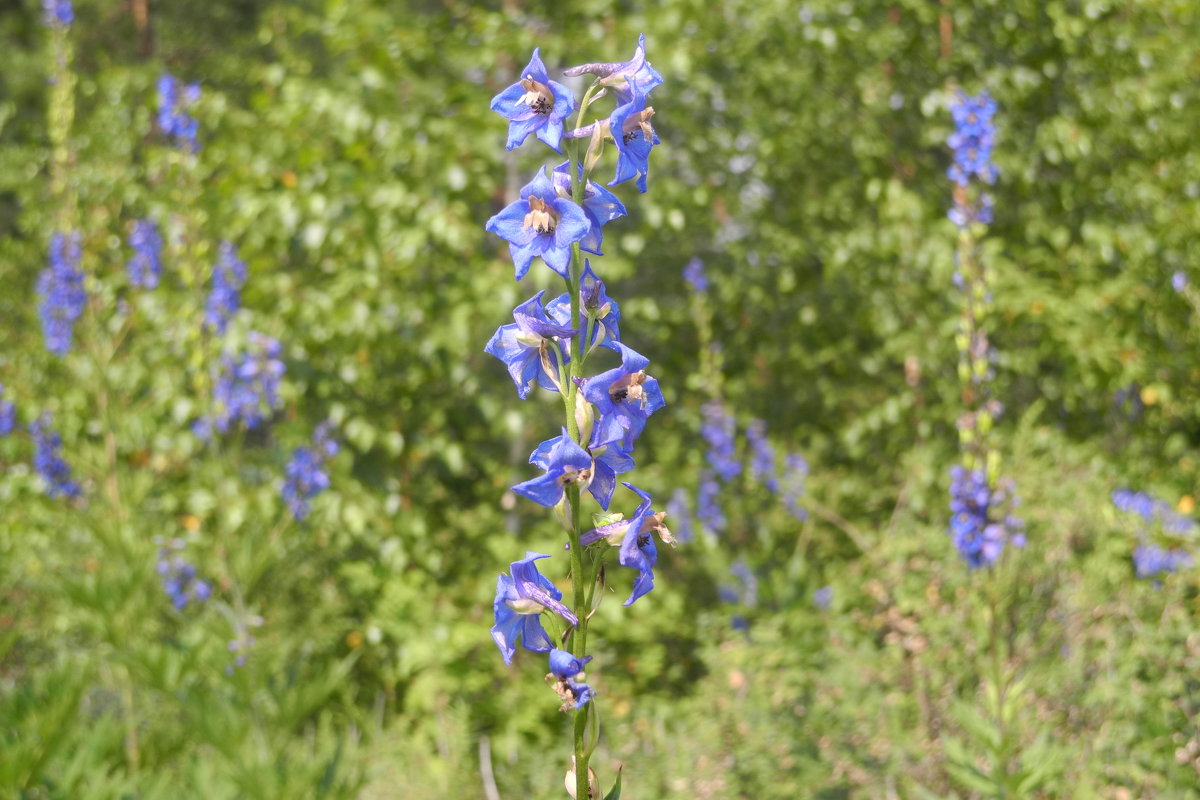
[486,201,539,247]
[513,471,563,507]
[519,615,554,653]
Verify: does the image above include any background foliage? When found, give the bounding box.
[2,0,1199,797]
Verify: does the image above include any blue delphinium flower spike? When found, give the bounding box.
[696,470,725,533]
[608,86,659,193]
[157,73,201,150]
[42,0,73,27]
[127,218,163,289]
[282,422,339,521]
[205,241,247,335]
[37,232,86,358]
[546,261,621,353]
[665,488,693,543]
[490,48,576,153]
[563,33,664,106]
[683,258,707,292]
[782,452,810,521]
[485,167,590,280]
[551,163,627,256]
[584,342,665,450]
[1172,271,1188,293]
[514,428,593,508]
[700,401,740,482]
[581,483,671,605]
[30,413,81,499]
[948,466,1025,569]
[156,538,212,610]
[492,552,578,665]
[195,332,285,437]
[485,292,577,398]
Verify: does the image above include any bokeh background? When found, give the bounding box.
[2,0,1200,797]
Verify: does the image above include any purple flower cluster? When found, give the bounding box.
[948,466,1025,569]
[37,232,86,357]
[194,332,285,438]
[30,414,81,499]
[781,453,809,521]
[701,400,740,482]
[485,37,670,725]
[947,91,997,228]
[156,538,212,610]
[282,422,338,521]
[696,471,726,533]
[156,73,200,150]
[0,384,16,437]
[205,241,247,335]
[1111,488,1194,578]
[683,257,707,293]
[745,419,777,491]
[41,0,72,27]
[127,218,163,289]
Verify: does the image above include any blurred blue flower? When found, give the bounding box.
[157,73,200,149]
[665,488,693,543]
[948,466,1025,569]
[1172,271,1188,294]
[683,258,708,292]
[42,0,72,27]
[127,218,163,289]
[551,163,627,256]
[1112,488,1195,578]
[782,452,809,521]
[745,419,778,491]
[701,401,740,482]
[196,332,285,437]
[156,538,212,610]
[947,91,997,187]
[485,291,576,399]
[282,422,338,521]
[696,470,726,533]
[30,413,81,499]
[584,342,665,450]
[485,167,590,280]
[514,428,593,508]
[490,48,576,153]
[1133,543,1193,579]
[0,384,16,437]
[813,585,833,610]
[205,241,247,335]
[608,85,660,193]
[491,552,578,665]
[37,232,86,357]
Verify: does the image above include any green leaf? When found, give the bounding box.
[602,766,623,800]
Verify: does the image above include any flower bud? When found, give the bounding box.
[575,393,594,445]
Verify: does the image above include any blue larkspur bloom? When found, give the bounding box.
[548,649,594,710]
[30,414,81,499]
[0,384,16,436]
[156,538,212,610]
[546,261,621,353]
[696,470,725,533]
[195,332,285,438]
[205,241,247,335]
[127,218,163,289]
[583,342,665,450]
[157,73,201,149]
[947,91,997,187]
[490,48,576,153]
[1112,488,1195,578]
[813,585,833,610]
[514,428,593,508]
[1172,271,1188,293]
[683,258,707,292]
[701,401,740,482]
[529,429,633,511]
[485,292,577,399]
[37,232,86,357]
[782,452,809,521]
[948,466,1025,569]
[42,0,72,26]
[551,163,627,256]
[745,419,778,491]
[491,552,578,665]
[665,488,693,543]
[548,648,593,678]
[282,422,338,521]
[485,167,590,280]
[608,85,660,193]
[563,33,664,106]
[581,483,669,606]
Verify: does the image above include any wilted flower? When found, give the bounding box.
[491,552,578,665]
[581,483,671,606]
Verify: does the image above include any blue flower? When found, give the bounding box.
[608,85,660,193]
[548,649,595,710]
[485,292,577,399]
[205,241,247,335]
[701,401,740,482]
[42,0,72,27]
[563,34,664,106]
[156,538,212,610]
[948,466,1025,569]
[1173,271,1188,294]
[37,232,86,357]
[529,430,633,511]
[548,648,593,678]
[583,342,665,450]
[813,585,833,610]
[282,422,338,521]
[1112,488,1195,578]
[491,552,578,665]
[696,470,725,533]
[546,261,621,353]
[490,48,576,153]
[127,218,163,289]
[514,428,593,508]
[782,452,809,521]
[0,384,16,437]
[581,483,670,606]
[195,332,285,437]
[947,91,998,187]
[157,73,201,150]
[665,488,693,543]
[745,419,777,491]
[30,414,81,499]
[683,258,707,292]
[551,163,627,256]
[485,167,590,280]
